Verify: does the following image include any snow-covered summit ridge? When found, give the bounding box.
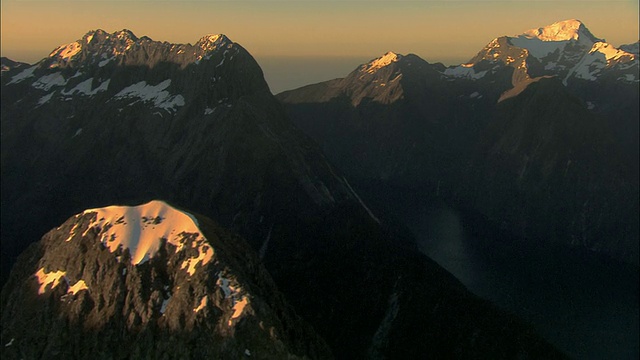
[196,34,232,52]
[518,19,601,43]
[448,19,638,83]
[589,41,635,62]
[46,29,234,66]
[362,51,402,73]
[70,200,213,273]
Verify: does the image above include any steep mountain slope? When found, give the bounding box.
[1,200,330,359]
[1,30,566,358]
[278,52,511,190]
[465,77,638,262]
[277,20,638,265]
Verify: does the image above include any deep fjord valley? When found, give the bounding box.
[1,18,638,359]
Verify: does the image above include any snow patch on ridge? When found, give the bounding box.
[217,273,250,326]
[8,65,37,84]
[67,280,88,295]
[160,296,171,314]
[37,92,55,106]
[34,268,89,295]
[194,296,208,313]
[509,37,566,59]
[80,200,214,273]
[99,57,114,67]
[363,52,401,74]
[63,78,110,96]
[563,42,637,83]
[589,42,635,62]
[444,64,488,80]
[35,268,66,295]
[50,41,83,61]
[32,73,68,91]
[114,80,185,112]
[197,34,229,52]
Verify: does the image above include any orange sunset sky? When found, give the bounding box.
[1,0,638,92]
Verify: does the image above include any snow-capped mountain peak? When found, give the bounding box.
[589,41,635,62]
[519,19,601,43]
[48,40,83,62]
[113,29,138,41]
[78,200,213,271]
[453,19,638,85]
[40,29,236,70]
[196,34,231,52]
[362,51,402,73]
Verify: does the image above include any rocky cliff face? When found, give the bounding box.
[466,77,638,262]
[1,200,330,359]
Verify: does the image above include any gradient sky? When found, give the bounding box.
[2,0,638,92]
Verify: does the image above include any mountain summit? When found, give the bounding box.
[361,51,402,74]
[444,19,637,86]
[45,29,233,70]
[1,200,331,359]
[518,19,601,43]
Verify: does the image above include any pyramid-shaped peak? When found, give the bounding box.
[83,29,108,38]
[520,19,602,43]
[362,51,403,73]
[196,34,233,51]
[113,29,139,41]
[82,29,139,43]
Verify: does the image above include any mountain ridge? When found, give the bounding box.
[2,29,568,358]
[277,19,639,265]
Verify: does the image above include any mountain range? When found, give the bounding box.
[0,28,570,358]
[278,19,639,265]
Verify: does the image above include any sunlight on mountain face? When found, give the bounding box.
[34,268,66,295]
[79,200,213,271]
